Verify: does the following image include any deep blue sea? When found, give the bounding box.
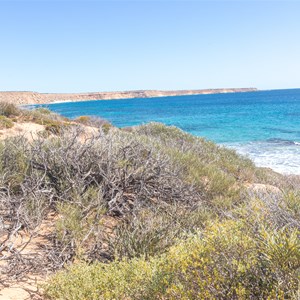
[31,89,300,175]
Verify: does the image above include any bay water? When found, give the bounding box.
[32,89,300,175]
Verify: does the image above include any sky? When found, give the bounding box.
[0,0,300,93]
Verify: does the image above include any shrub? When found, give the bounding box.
[20,107,68,125]
[34,107,52,115]
[0,125,204,270]
[241,190,300,231]
[0,102,20,117]
[75,115,91,124]
[101,122,112,134]
[0,116,14,129]
[111,204,211,259]
[44,220,300,299]
[0,137,29,191]
[44,257,164,300]
[75,115,112,133]
[44,121,65,134]
[54,189,107,261]
[134,122,256,183]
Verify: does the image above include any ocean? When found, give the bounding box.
[32,89,300,175]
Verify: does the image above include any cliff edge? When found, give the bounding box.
[0,88,258,105]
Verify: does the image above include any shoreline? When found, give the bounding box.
[0,88,258,106]
[230,146,300,176]
[4,88,300,176]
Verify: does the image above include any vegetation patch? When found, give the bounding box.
[75,115,112,133]
[0,102,20,117]
[45,218,300,300]
[0,115,14,129]
[0,105,299,299]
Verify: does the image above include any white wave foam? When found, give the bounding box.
[49,100,75,104]
[225,141,300,175]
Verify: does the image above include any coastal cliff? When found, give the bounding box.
[0,88,257,105]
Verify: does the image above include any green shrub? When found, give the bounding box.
[75,115,91,124]
[134,122,196,144]
[166,149,241,205]
[0,115,14,129]
[134,122,256,184]
[21,107,68,126]
[284,191,300,217]
[23,191,49,228]
[55,188,106,255]
[0,137,29,192]
[75,115,112,133]
[56,202,85,245]
[0,102,20,117]
[101,122,112,134]
[45,122,64,134]
[45,257,165,300]
[164,221,300,299]
[34,107,52,115]
[44,220,300,299]
[111,205,211,260]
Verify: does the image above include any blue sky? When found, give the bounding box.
[1,0,300,92]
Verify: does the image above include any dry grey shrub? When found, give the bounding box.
[257,191,300,230]
[240,181,300,236]
[0,124,205,280]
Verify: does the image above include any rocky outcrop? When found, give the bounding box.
[0,88,258,105]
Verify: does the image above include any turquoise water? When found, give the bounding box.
[32,89,300,174]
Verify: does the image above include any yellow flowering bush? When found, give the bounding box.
[45,219,300,299]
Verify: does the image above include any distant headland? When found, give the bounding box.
[0,88,258,105]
